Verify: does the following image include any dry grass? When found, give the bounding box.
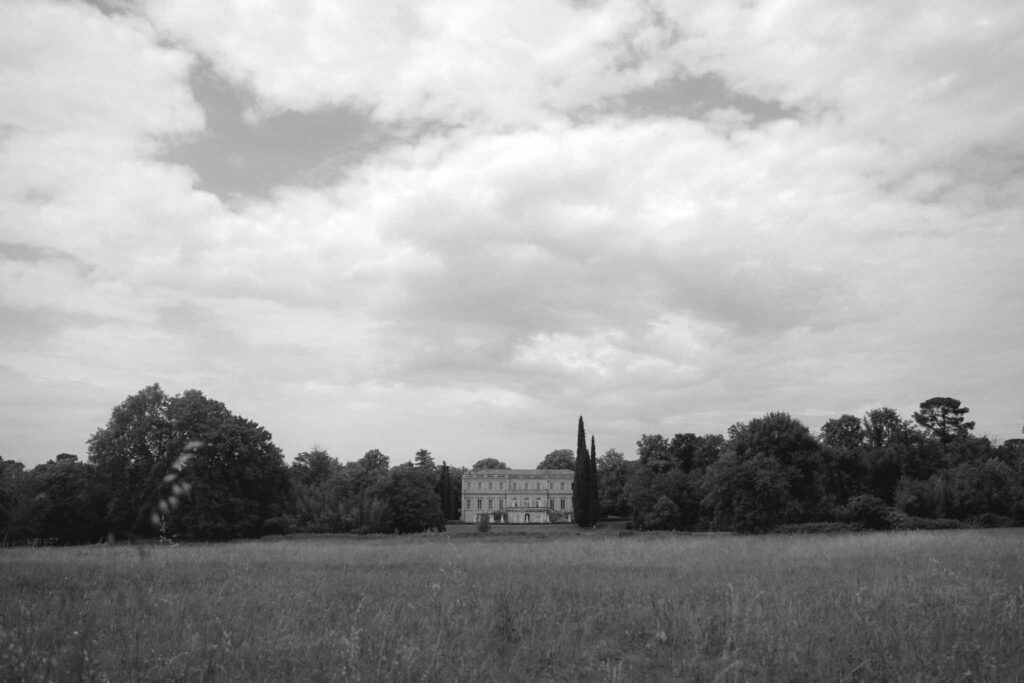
[2,529,1024,681]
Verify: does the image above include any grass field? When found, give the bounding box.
[3,529,1024,681]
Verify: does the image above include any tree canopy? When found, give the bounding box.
[88,384,291,539]
[537,449,575,470]
[472,458,508,470]
[820,415,864,449]
[4,392,1023,544]
[913,397,976,443]
[414,449,436,469]
[383,463,445,533]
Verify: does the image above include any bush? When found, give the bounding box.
[885,510,964,530]
[476,514,490,533]
[642,496,682,530]
[260,516,295,536]
[967,513,1014,528]
[844,494,892,530]
[773,522,861,535]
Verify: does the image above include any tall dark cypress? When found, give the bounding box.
[439,462,452,520]
[589,435,600,526]
[573,416,589,527]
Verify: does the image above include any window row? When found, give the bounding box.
[472,480,569,491]
[466,498,569,510]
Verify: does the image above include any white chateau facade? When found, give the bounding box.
[461,469,574,524]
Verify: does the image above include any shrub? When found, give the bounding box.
[844,494,892,530]
[642,496,682,530]
[967,513,1013,528]
[260,516,295,536]
[885,510,964,530]
[773,522,861,535]
[476,514,490,533]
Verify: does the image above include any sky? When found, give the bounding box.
[2,0,1022,469]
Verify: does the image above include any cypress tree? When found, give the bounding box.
[573,416,590,527]
[438,461,452,520]
[589,435,600,526]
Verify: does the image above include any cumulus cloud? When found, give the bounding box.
[663,1,1024,201]
[0,0,201,137]
[142,0,676,126]
[2,0,1022,465]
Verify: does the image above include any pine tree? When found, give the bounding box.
[573,416,590,527]
[414,448,436,469]
[589,435,600,526]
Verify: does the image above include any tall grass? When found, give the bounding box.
[2,530,1024,680]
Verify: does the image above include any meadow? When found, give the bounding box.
[3,529,1024,681]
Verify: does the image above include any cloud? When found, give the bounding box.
[369,118,875,337]
[0,0,213,315]
[142,0,677,126]
[2,0,1023,466]
[663,1,1024,194]
[0,0,201,137]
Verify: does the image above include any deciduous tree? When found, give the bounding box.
[27,454,104,543]
[636,434,672,473]
[89,385,291,539]
[472,458,508,470]
[164,390,291,539]
[88,384,174,536]
[289,447,341,532]
[360,449,390,472]
[820,415,865,450]
[729,412,825,521]
[597,449,633,517]
[862,407,914,448]
[537,449,575,470]
[291,447,339,487]
[0,457,39,543]
[383,463,445,533]
[643,495,682,530]
[702,451,789,533]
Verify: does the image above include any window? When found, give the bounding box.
[478,481,483,490]
[488,499,493,510]
[560,482,565,491]
[499,499,505,509]
[489,481,492,490]
[549,499,555,509]
[476,499,482,510]
[466,498,471,510]
[512,498,517,508]
[500,482,504,490]
[535,498,541,508]
[511,482,516,490]
[560,498,565,510]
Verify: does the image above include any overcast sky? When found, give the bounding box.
[2,0,1022,469]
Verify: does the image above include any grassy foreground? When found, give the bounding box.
[2,529,1024,681]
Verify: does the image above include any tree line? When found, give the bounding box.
[0,385,455,544]
[599,398,1024,532]
[1,386,1022,543]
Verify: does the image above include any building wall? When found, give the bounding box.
[461,469,574,523]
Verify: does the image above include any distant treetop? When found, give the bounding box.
[472,458,508,470]
[537,448,575,470]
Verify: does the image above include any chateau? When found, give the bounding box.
[461,469,574,524]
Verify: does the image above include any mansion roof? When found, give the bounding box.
[464,469,573,478]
